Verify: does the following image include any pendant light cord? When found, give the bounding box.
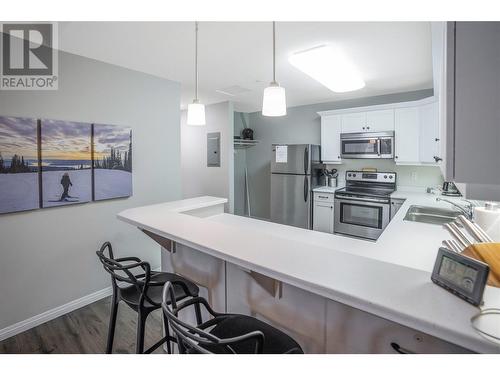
[272,21,276,84]
[195,21,199,101]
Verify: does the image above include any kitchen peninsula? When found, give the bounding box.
[118,195,500,354]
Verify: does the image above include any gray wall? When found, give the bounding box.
[181,101,234,212]
[0,51,181,332]
[234,112,250,216]
[245,89,443,219]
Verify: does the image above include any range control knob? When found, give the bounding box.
[348,173,352,177]
[384,175,387,179]
[389,175,393,179]
[353,174,357,177]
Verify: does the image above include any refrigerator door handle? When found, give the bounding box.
[304,146,309,174]
[304,176,309,202]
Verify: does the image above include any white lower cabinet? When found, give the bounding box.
[313,192,335,234]
[325,299,471,354]
[226,263,327,353]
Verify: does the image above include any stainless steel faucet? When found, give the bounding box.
[436,197,474,220]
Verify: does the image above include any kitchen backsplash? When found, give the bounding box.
[327,159,444,189]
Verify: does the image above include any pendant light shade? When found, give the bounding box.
[187,21,206,126]
[187,100,206,126]
[262,21,286,117]
[262,83,286,116]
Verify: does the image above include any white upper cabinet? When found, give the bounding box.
[319,98,439,165]
[419,102,440,163]
[320,115,342,163]
[365,109,395,132]
[394,100,440,165]
[341,112,367,133]
[341,109,394,133]
[394,107,420,164]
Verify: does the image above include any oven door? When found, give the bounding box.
[334,196,390,240]
[341,137,379,159]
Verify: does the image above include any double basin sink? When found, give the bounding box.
[403,205,462,225]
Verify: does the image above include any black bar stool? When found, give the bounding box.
[161,281,304,354]
[96,242,202,354]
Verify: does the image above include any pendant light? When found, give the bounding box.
[187,21,206,126]
[262,21,286,117]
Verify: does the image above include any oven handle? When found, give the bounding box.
[377,138,381,156]
[335,195,390,204]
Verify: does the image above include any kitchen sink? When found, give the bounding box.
[403,205,462,225]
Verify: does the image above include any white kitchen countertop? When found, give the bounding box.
[118,194,500,353]
[312,186,338,194]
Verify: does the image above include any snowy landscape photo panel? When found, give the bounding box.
[41,119,92,208]
[93,123,132,201]
[0,116,40,214]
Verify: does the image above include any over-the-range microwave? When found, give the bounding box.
[340,131,394,159]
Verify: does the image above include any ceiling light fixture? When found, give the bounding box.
[289,45,365,93]
[262,21,286,117]
[187,21,206,126]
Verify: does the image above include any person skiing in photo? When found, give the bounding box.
[59,172,73,201]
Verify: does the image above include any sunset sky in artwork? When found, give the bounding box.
[0,116,38,159]
[1,118,131,162]
[93,123,131,160]
[41,119,91,160]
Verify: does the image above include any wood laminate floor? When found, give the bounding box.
[0,296,166,354]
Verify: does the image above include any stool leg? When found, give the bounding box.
[194,303,203,326]
[106,296,119,354]
[136,310,147,354]
[162,314,172,354]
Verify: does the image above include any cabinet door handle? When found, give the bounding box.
[435,138,440,142]
[390,342,414,354]
[433,156,443,162]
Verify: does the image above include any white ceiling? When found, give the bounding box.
[58,22,433,112]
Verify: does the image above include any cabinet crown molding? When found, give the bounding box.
[317,96,437,117]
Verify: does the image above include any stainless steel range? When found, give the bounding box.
[334,171,397,241]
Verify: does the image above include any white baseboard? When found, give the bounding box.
[0,266,162,343]
[0,286,113,343]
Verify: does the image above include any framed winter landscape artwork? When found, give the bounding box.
[0,116,40,214]
[40,119,92,208]
[93,123,132,200]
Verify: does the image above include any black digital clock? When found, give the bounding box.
[431,247,490,306]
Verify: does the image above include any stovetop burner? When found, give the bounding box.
[335,170,397,199]
[336,186,393,198]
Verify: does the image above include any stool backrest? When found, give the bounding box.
[96,242,156,306]
[161,282,264,354]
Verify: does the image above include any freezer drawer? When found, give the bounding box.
[271,173,312,229]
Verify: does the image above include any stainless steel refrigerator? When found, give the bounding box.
[270,144,322,229]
